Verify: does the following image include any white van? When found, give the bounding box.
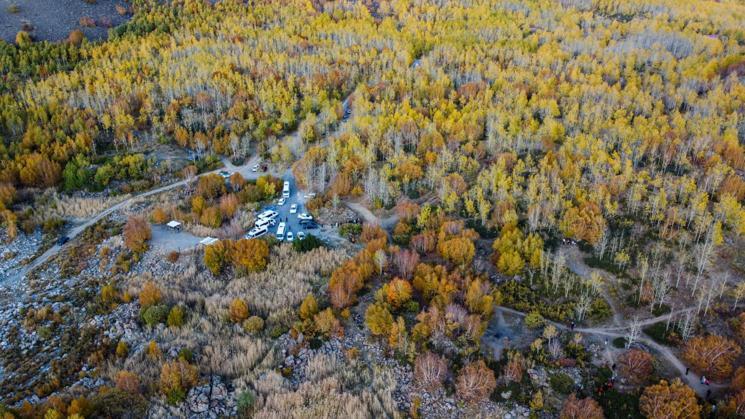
[276,222,286,241]
[246,225,268,238]
[255,218,275,229]
[258,210,278,221]
[282,181,290,198]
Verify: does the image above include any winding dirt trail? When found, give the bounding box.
[495,303,722,397]
[3,155,263,285]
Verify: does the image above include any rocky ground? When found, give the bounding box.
[1,0,129,43]
[0,230,43,282]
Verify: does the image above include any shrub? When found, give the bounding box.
[236,390,255,416]
[16,30,32,47]
[524,311,545,329]
[298,293,319,321]
[178,348,193,363]
[89,389,147,418]
[313,308,341,338]
[455,360,496,404]
[243,316,264,334]
[382,278,413,310]
[229,298,249,323]
[115,340,129,358]
[559,393,604,419]
[167,305,185,327]
[142,304,169,327]
[618,349,654,385]
[366,302,394,337]
[204,240,232,275]
[124,216,151,252]
[139,281,162,308]
[414,352,447,391]
[151,207,169,224]
[100,283,119,305]
[197,174,226,199]
[68,30,85,46]
[293,234,324,252]
[167,251,180,263]
[115,371,140,393]
[549,373,575,394]
[159,359,199,404]
[200,206,222,228]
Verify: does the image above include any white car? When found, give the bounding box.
[303,193,316,200]
[297,231,305,240]
[252,164,259,172]
[298,213,313,221]
[286,231,294,242]
[277,197,286,206]
[290,204,298,214]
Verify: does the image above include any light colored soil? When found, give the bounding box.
[149,224,202,254]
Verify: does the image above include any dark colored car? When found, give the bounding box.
[57,236,69,245]
[301,220,319,229]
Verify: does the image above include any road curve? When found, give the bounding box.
[494,306,724,397]
[5,155,261,284]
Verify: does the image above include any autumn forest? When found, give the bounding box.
[0,0,744,418]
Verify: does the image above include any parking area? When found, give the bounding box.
[247,169,318,242]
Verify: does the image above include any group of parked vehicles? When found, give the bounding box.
[245,181,318,241]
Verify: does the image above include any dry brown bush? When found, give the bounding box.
[559,394,604,419]
[414,351,447,391]
[124,216,151,252]
[618,349,654,385]
[455,360,496,404]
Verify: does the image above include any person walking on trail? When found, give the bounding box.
[685,367,689,375]
[701,375,706,385]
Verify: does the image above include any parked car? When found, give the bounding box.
[277,197,286,206]
[219,170,232,179]
[286,231,294,242]
[301,220,319,229]
[252,164,259,172]
[290,204,298,214]
[297,232,305,240]
[297,213,313,221]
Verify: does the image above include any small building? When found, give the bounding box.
[166,220,182,231]
[200,237,219,246]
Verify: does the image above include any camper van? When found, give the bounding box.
[276,222,286,241]
[282,181,290,198]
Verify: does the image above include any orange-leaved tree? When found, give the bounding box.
[232,238,269,272]
[682,334,741,380]
[639,379,700,419]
